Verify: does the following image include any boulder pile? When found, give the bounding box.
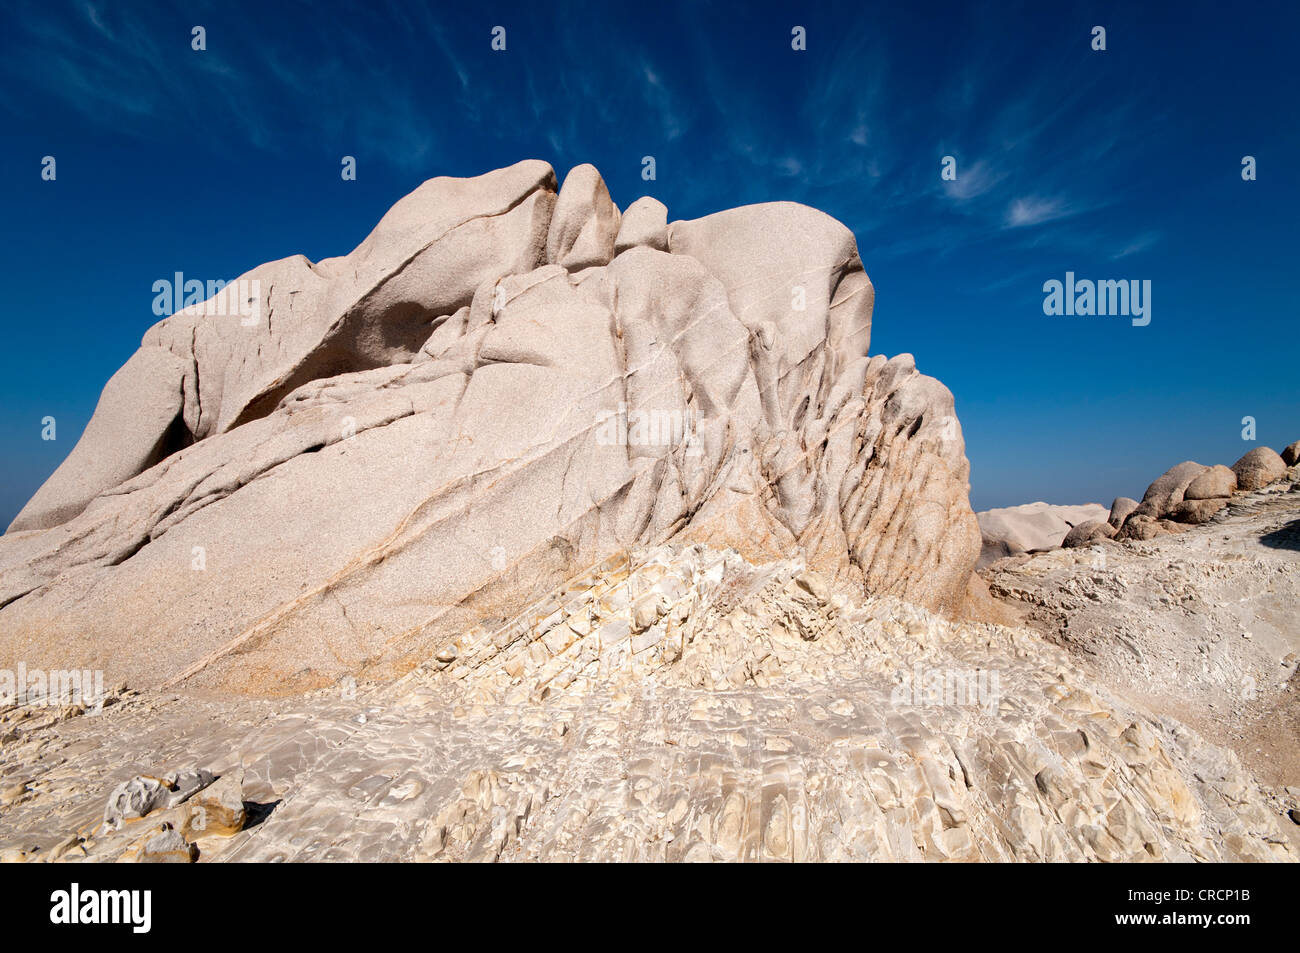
[1063,445,1297,546]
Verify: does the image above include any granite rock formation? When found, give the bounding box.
[0,161,979,694]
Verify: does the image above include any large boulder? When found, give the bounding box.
[1115,514,1163,541]
[1108,496,1140,528]
[614,196,668,254]
[546,163,620,270]
[1232,447,1287,491]
[1061,520,1116,547]
[1282,440,1300,468]
[1183,464,1236,500]
[0,162,981,694]
[1167,498,1229,524]
[1132,461,1208,520]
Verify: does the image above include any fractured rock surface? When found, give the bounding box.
[0,544,1292,862]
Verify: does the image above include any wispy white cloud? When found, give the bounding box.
[0,0,453,169]
[776,157,803,178]
[640,59,686,141]
[1110,231,1161,259]
[1004,195,1076,229]
[80,1,112,39]
[0,0,1168,265]
[941,159,1005,202]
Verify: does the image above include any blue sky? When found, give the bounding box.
[1,0,1297,525]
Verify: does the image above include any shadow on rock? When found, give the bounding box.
[1259,517,1300,552]
[242,800,280,831]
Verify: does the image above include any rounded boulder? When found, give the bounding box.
[1232,447,1286,491]
[1184,464,1236,500]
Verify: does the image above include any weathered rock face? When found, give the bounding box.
[8,348,192,533]
[0,161,980,694]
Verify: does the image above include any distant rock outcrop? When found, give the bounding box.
[975,502,1109,567]
[0,161,980,694]
[1131,461,1208,522]
[978,444,1299,560]
[1111,446,1297,541]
